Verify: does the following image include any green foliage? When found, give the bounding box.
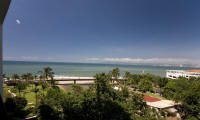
[16,82,28,96]
[131,93,146,111]
[21,73,34,82]
[5,97,28,119]
[163,80,176,99]
[71,84,83,95]
[180,79,200,119]
[38,104,60,120]
[37,72,164,120]
[40,81,49,96]
[156,77,169,95]
[12,74,20,80]
[163,77,200,119]
[164,77,190,101]
[38,87,65,119]
[123,71,132,86]
[121,86,129,98]
[43,67,54,80]
[138,78,153,92]
[111,67,120,83]
[10,67,200,119]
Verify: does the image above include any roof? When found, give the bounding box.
[185,70,200,73]
[144,94,161,102]
[144,95,175,109]
[146,100,175,109]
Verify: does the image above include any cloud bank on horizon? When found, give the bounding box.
[85,57,200,65]
[3,56,200,66]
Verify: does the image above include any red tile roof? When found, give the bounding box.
[185,70,200,72]
[144,94,161,102]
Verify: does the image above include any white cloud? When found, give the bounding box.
[4,56,200,66]
[16,19,21,24]
[85,58,100,61]
[85,57,200,65]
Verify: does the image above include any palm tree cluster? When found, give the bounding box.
[5,67,54,82]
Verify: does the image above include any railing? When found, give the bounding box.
[5,77,126,85]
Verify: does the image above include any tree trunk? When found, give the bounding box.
[35,92,37,106]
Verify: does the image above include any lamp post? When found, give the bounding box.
[0,0,11,97]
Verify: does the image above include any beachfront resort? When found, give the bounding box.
[1,0,200,120]
[2,67,200,120]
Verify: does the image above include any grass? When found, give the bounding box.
[58,84,89,92]
[3,83,49,117]
[4,83,86,118]
[3,84,12,102]
[21,84,48,105]
[145,91,166,100]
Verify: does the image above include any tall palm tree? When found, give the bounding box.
[16,82,27,96]
[2,74,7,81]
[34,82,39,106]
[2,74,6,79]
[33,74,38,81]
[12,74,20,83]
[37,70,43,81]
[123,71,131,86]
[21,74,28,81]
[27,73,33,81]
[41,82,48,96]
[43,67,54,81]
[111,68,120,84]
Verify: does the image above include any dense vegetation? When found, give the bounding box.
[3,67,200,120]
[37,73,163,120]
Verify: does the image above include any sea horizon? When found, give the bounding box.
[3,60,200,77]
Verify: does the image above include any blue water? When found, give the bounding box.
[3,61,200,77]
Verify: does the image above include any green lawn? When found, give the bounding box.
[20,84,47,105]
[145,92,166,100]
[3,84,12,102]
[3,83,49,117]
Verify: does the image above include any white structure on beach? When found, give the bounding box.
[166,70,200,79]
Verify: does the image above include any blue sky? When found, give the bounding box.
[3,0,200,65]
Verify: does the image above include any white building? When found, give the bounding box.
[166,70,200,79]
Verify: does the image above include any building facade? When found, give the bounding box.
[166,70,200,79]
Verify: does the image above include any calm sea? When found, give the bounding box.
[3,61,199,77]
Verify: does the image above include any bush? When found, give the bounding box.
[5,97,28,119]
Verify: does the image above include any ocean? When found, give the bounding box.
[3,61,199,77]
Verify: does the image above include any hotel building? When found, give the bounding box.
[166,70,200,79]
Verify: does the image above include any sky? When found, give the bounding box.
[3,0,200,65]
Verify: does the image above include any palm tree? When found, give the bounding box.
[21,74,28,81]
[41,82,48,96]
[123,71,131,86]
[16,82,27,96]
[12,74,20,83]
[2,74,6,79]
[37,70,43,81]
[27,73,33,81]
[111,68,120,84]
[2,74,7,81]
[34,82,39,106]
[43,67,54,81]
[33,74,38,81]
[39,75,43,81]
